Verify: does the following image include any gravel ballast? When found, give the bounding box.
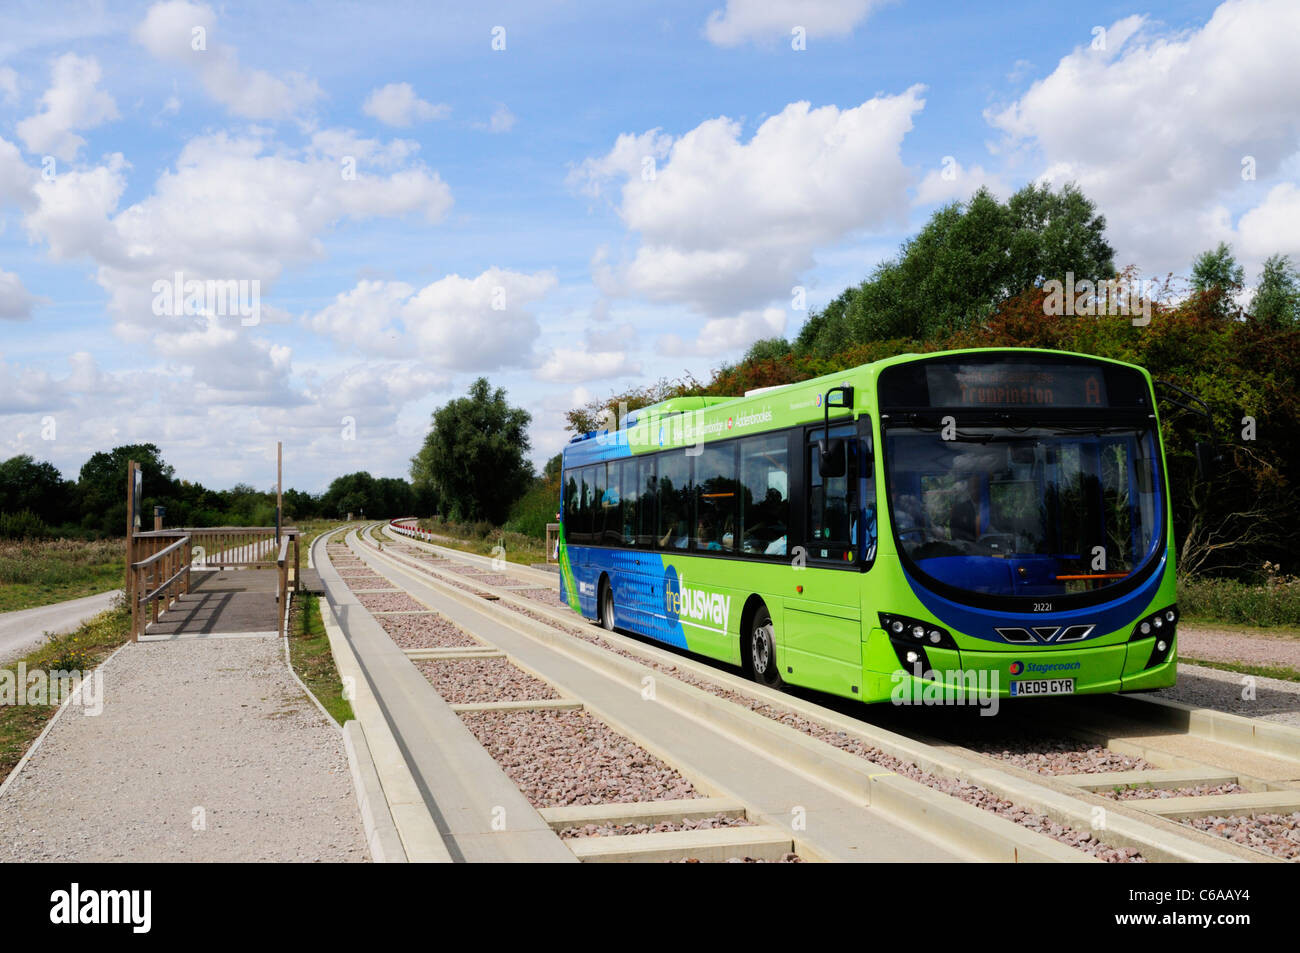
[560,813,753,839]
[967,735,1154,775]
[459,708,698,807]
[0,637,367,862]
[356,590,427,613]
[1101,783,1248,800]
[377,612,480,649]
[417,657,560,704]
[1184,811,1300,860]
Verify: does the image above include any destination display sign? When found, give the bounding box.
[879,356,1149,411]
[927,363,1107,408]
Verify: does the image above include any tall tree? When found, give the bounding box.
[412,377,533,523]
[0,455,73,525]
[1190,242,1245,317]
[1252,253,1300,328]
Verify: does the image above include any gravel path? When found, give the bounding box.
[1178,623,1300,671]
[1152,662,1300,726]
[357,591,427,613]
[459,708,698,807]
[560,813,753,838]
[378,612,480,649]
[417,657,560,704]
[1184,811,1300,860]
[0,637,367,861]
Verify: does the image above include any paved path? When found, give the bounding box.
[0,635,367,861]
[0,589,122,663]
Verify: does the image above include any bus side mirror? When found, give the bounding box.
[818,384,854,478]
[1195,441,1218,481]
[818,438,847,478]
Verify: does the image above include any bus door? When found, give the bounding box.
[781,423,863,695]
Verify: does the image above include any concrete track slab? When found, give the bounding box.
[352,539,971,863]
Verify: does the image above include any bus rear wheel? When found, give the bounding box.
[748,605,782,688]
[599,579,616,631]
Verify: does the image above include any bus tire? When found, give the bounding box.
[748,604,782,688]
[599,577,616,631]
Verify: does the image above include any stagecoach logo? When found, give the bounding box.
[995,624,1095,644]
[662,566,732,631]
[1009,661,1024,675]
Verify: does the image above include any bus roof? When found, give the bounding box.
[562,347,1153,466]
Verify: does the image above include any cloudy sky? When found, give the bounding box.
[1,0,1298,491]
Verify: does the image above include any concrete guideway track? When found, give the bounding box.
[366,521,1284,863]
[336,524,1136,863]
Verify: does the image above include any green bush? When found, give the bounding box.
[1178,565,1300,627]
[0,510,51,539]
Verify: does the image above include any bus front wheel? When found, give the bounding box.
[748,605,782,688]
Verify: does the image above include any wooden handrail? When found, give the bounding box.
[131,534,191,570]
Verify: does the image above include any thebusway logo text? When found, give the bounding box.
[891,666,1001,716]
[50,884,151,933]
[666,582,732,631]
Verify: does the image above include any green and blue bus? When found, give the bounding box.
[558,348,1180,703]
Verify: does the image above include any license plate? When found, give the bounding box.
[1010,678,1075,697]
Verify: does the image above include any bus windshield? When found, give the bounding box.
[883,421,1162,599]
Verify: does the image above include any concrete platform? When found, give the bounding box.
[142,569,281,638]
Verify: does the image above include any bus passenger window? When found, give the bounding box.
[739,435,789,557]
[694,443,739,553]
[656,452,692,549]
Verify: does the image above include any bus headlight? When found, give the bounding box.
[1128,605,1176,669]
[880,613,958,653]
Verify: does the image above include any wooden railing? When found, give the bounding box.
[130,534,192,641]
[127,526,300,640]
[276,534,292,639]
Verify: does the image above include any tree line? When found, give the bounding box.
[0,443,433,538]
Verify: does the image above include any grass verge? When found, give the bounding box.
[0,599,132,785]
[287,594,354,726]
[0,538,124,612]
[410,518,548,566]
[1180,655,1300,684]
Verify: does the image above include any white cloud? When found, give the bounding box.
[0,136,38,208]
[658,306,786,357]
[0,269,43,320]
[487,104,515,133]
[134,0,321,119]
[362,82,450,126]
[307,268,557,371]
[0,66,18,106]
[535,347,640,383]
[914,160,1010,206]
[986,1,1300,273]
[575,90,924,314]
[1236,182,1300,262]
[16,53,118,161]
[22,132,452,331]
[705,0,881,47]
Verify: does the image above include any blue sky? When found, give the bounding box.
[1,0,1297,491]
